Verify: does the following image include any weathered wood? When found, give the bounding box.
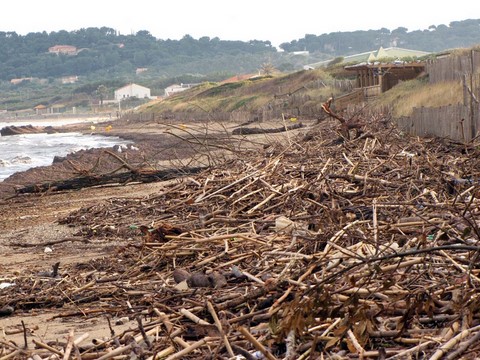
[426,50,480,84]
[232,122,303,135]
[397,105,472,141]
[15,166,207,194]
[4,112,480,359]
[0,124,56,136]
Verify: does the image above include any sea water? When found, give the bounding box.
[0,119,130,181]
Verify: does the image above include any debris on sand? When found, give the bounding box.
[2,112,480,359]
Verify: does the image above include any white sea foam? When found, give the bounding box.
[0,132,131,181]
[0,116,110,129]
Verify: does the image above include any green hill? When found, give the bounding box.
[1,20,479,113]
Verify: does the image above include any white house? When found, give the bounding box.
[114,83,151,101]
[61,75,79,84]
[164,83,197,97]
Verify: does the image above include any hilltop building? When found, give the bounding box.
[34,104,47,115]
[60,76,78,84]
[136,68,148,74]
[345,46,429,64]
[345,62,425,93]
[328,47,429,108]
[10,77,34,85]
[114,83,151,101]
[48,45,77,55]
[309,47,430,68]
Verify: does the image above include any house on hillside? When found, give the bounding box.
[330,48,428,108]
[61,76,78,84]
[48,45,77,55]
[164,83,198,97]
[10,77,33,85]
[345,62,425,93]
[114,83,151,101]
[34,104,47,115]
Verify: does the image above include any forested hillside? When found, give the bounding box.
[280,19,480,54]
[0,27,276,80]
[1,19,479,82]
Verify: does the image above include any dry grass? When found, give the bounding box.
[372,78,463,117]
[139,68,344,115]
[140,45,480,120]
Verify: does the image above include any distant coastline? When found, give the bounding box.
[0,113,113,124]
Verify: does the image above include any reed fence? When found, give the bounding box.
[397,105,474,141]
[399,52,480,141]
[426,50,480,84]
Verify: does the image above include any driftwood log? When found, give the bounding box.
[15,166,207,194]
[0,124,57,136]
[321,97,364,139]
[232,122,303,135]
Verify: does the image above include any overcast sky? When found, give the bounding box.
[1,0,477,47]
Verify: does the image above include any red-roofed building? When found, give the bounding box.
[48,45,77,55]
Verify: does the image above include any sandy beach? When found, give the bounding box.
[0,115,309,347]
[3,113,480,358]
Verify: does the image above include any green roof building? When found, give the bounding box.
[310,47,430,67]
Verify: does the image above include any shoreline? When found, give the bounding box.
[0,117,212,199]
[0,113,113,123]
[0,117,306,199]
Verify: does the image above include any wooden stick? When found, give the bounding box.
[146,346,175,360]
[96,343,134,360]
[172,232,250,243]
[179,308,211,325]
[440,250,480,283]
[429,324,480,360]
[247,193,276,214]
[195,170,260,203]
[71,280,96,294]
[32,339,64,356]
[445,330,480,360]
[74,332,90,346]
[173,337,191,349]
[63,329,75,360]
[165,338,209,360]
[386,342,434,359]
[0,349,23,360]
[207,300,235,358]
[238,326,278,360]
[347,329,365,356]
[241,270,265,285]
[270,264,316,313]
[323,220,367,254]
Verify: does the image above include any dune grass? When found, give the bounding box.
[139,68,345,115]
[373,78,463,117]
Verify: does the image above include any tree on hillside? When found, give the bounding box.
[96,84,108,105]
[260,61,276,75]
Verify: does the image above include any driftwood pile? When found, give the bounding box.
[2,113,480,359]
